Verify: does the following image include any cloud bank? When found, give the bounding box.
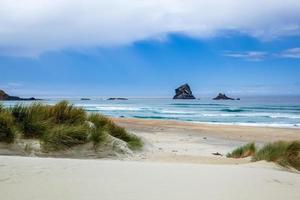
[1,0,300,56]
[223,51,268,61]
[224,48,300,61]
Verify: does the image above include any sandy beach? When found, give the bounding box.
[114,118,300,164]
[1,118,300,200]
[0,156,300,200]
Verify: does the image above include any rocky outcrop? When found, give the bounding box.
[0,90,40,101]
[107,98,128,100]
[81,98,91,101]
[173,84,196,99]
[213,93,235,100]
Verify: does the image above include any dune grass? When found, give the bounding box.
[252,141,300,170]
[0,101,143,151]
[88,113,143,150]
[49,101,86,124]
[42,124,90,151]
[227,141,300,170]
[227,142,256,158]
[0,110,15,143]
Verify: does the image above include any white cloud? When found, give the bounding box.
[279,48,300,58]
[1,0,300,56]
[223,51,268,61]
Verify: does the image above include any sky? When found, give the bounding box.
[1,0,300,97]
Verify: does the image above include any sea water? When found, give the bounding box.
[2,96,300,128]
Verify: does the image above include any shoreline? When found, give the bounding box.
[123,117,300,129]
[113,117,300,143]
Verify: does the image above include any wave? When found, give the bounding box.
[221,108,245,112]
[192,121,300,128]
[199,113,300,119]
[241,106,300,111]
[90,106,144,111]
[157,110,197,114]
[133,115,181,120]
[170,103,226,106]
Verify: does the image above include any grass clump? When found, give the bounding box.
[42,124,89,151]
[227,141,300,170]
[0,111,15,143]
[88,113,143,150]
[49,101,86,124]
[227,142,256,158]
[252,141,300,170]
[108,124,142,150]
[0,101,143,152]
[10,103,50,138]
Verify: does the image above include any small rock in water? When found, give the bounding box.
[107,97,128,100]
[213,93,235,100]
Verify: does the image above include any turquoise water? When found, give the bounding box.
[2,96,300,128]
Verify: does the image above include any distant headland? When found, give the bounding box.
[0,90,41,101]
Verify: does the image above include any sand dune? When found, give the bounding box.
[1,118,299,200]
[0,156,299,200]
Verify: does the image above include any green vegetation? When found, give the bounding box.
[0,110,15,143]
[88,113,143,150]
[0,101,143,151]
[227,141,300,170]
[227,142,256,158]
[42,124,89,151]
[253,141,300,170]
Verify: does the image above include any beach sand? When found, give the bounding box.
[1,118,300,200]
[0,156,299,200]
[114,118,300,164]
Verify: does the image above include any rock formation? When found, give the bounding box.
[107,98,128,100]
[213,93,235,100]
[173,84,196,99]
[81,98,91,101]
[0,90,40,101]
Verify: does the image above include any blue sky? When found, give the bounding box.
[1,1,300,97]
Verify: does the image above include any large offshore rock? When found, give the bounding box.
[173,84,196,99]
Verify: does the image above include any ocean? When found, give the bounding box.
[2,96,300,128]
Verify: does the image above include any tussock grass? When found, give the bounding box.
[252,141,300,170]
[88,113,111,128]
[107,123,143,150]
[0,111,15,143]
[227,141,300,170]
[11,103,50,138]
[0,104,4,112]
[227,142,256,158]
[0,101,143,152]
[42,124,89,151]
[88,113,143,150]
[49,101,86,124]
[89,126,107,148]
